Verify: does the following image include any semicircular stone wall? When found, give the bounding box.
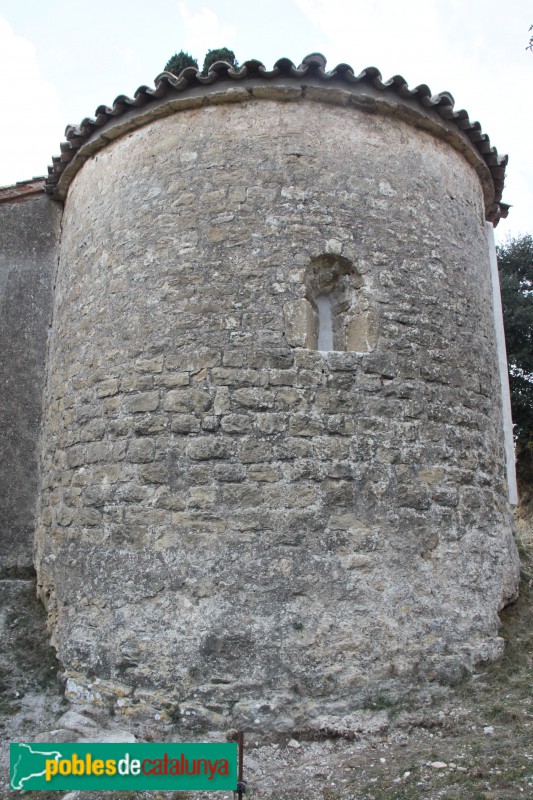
[35,96,519,732]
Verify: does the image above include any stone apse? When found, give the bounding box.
[5,53,517,732]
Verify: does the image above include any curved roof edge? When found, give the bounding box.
[45,52,508,224]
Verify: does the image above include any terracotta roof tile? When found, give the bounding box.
[0,178,46,204]
[45,53,508,223]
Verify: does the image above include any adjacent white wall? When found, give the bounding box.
[485,221,518,505]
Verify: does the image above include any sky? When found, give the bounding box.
[0,0,531,241]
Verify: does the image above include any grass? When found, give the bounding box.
[346,529,533,800]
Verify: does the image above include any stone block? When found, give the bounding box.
[201,416,220,432]
[128,439,155,463]
[133,415,168,435]
[135,355,164,373]
[233,388,274,410]
[126,392,160,413]
[220,414,252,434]
[96,379,119,398]
[139,464,168,484]
[186,437,233,461]
[121,375,154,392]
[283,299,317,348]
[171,414,201,434]
[66,446,85,468]
[160,371,190,388]
[163,389,212,413]
[255,413,287,434]
[76,508,102,527]
[214,464,246,482]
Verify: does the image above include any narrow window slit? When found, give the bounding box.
[316,295,334,352]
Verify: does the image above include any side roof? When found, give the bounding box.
[45,52,509,223]
[0,178,46,205]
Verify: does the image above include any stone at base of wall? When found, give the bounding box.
[63,634,505,734]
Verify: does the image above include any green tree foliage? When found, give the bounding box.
[497,234,533,477]
[164,51,198,75]
[202,48,238,74]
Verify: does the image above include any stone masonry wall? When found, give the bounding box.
[0,193,61,576]
[35,98,519,732]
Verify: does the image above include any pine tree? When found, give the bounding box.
[164,51,198,75]
[202,48,238,75]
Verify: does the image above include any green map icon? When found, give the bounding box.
[11,743,63,790]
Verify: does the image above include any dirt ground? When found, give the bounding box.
[1,503,532,800]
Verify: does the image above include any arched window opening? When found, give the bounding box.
[305,254,377,352]
[283,254,379,352]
